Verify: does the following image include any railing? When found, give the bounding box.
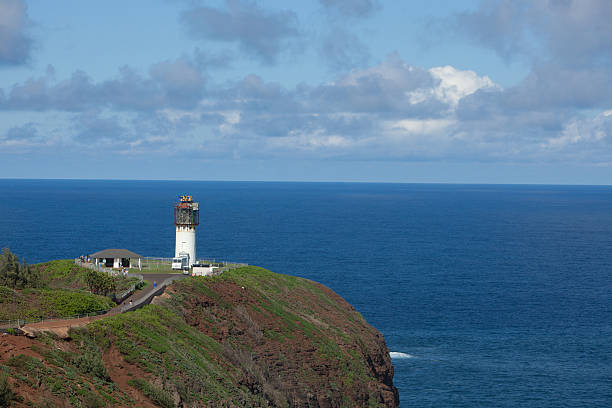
[115,273,144,303]
[77,258,248,273]
[0,308,116,330]
[74,258,144,302]
[74,258,118,275]
[120,275,185,312]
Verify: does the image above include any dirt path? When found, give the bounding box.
[20,313,118,338]
[20,273,183,338]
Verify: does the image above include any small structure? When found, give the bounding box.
[89,248,143,270]
[192,264,218,277]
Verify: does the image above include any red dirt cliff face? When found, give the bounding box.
[164,269,399,407]
[1,266,399,407]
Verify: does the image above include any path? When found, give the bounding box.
[20,273,186,338]
[119,273,181,305]
[20,312,120,339]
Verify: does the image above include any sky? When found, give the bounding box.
[1,0,611,184]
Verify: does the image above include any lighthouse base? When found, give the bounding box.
[175,226,196,266]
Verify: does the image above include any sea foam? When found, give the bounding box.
[389,352,413,359]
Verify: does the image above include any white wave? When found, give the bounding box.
[389,352,413,359]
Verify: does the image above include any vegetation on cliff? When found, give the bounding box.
[0,248,40,289]
[33,259,138,293]
[0,256,138,321]
[0,266,398,407]
[0,286,115,321]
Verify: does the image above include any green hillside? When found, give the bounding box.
[0,266,398,407]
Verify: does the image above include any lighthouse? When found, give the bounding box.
[174,195,199,266]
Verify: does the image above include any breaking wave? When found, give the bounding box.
[389,352,413,359]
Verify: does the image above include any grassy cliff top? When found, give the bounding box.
[0,260,138,322]
[0,286,114,321]
[0,266,398,407]
[33,259,138,292]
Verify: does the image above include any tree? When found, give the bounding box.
[0,248,40,289]
[86,269,116,296]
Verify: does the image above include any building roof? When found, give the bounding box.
[89,248,143,259]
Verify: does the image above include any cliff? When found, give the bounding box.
[0,266,398,407]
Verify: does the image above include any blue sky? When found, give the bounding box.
[1,0,611,183]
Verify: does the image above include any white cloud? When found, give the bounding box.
[544,111,611,151]
[387,118,454,135]
[429,66,498,106]
[408,66,497,107]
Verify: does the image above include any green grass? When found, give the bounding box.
[139,267,182,274]
[33,260,90,289]
[115,276,142,292]
[83,305,246,405]
[40,289,115,317]
[6,342,132,408]
[128,378,174,408]
[0,286,115,320]
[139,260,177,274]
[4,264,388,407]
[166,267,384,405]
[33,259,143,292]
[0,259,145,321]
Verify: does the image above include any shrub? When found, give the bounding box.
[82,390,106,408]
[34,259,89,289]
[128,378,174,408]
[0,248,40,289]
[0,372,17,407]
[42,289,114,317]
[71,351,109,381]
[86,270,117,296]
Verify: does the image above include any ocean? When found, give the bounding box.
[1,179,610,407]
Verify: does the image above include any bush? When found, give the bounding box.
[0,248,40,289]
[128,378,174,408]
[34,259,89,289]
[86,270,116,296]
[42,289,114,317]
[6,354,40,370]
[0,372,17,407]
[71,351,109,381]
[82,390,106,408]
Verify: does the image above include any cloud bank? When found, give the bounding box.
[320,0,380,18]
[180,0,300,64]
[1,0,611,170]
[0,0,32,65]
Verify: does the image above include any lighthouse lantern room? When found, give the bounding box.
[174,195,199,267]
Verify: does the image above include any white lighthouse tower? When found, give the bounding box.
[174,195,199,267]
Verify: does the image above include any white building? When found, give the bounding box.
[192,264,218,276]
[89,248,142,270]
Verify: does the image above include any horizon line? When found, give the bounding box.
[1,177,611,187]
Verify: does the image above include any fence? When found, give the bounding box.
[120,275,186,312]
[74,258,119,276]
[141,257,174,272]
[77,257,248,273]
[115,273,144,303]
[0,308,116,330]
[141,256,249,272]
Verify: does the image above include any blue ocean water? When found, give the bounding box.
[1,179,611,407]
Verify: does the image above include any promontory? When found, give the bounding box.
[0,262,399,407]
